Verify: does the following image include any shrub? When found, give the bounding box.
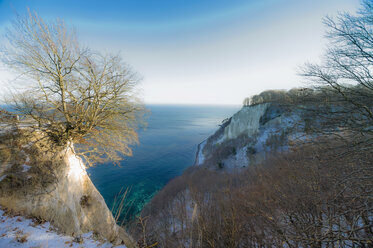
[130,141,373,248]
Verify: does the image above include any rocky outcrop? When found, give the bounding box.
[222,103,270,141]
[195,88,321,170]
[0,131,136,247]
[195,101,304,169]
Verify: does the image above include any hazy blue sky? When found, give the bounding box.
[0,0,359,104]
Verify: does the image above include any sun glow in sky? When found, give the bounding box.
[0,0,359,104]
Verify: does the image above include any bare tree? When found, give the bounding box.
[1,10,144,165]
[301,0,373,149]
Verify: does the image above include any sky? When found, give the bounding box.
[0,0,360,105]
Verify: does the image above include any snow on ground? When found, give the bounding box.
[222,145,249,170]
[21,164,31,173]
[0,209,126,248]
[20,152,31,173]
[0,175,6,182]
[0,125,13,134]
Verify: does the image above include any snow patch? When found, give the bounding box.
[0,209,126,248]
[0,175,6,182]
[21,142,33,148]
[21,154,31,172]
[222,146,249,170]
[213,133,225,145]
[196,140,206,166]
[22,164,31,173]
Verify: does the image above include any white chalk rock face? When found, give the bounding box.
[195,102,298,169]
[0,141,136,248]
[223,103,269,141]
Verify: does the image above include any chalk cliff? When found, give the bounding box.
[0,129,136,247]
[195,96,307,170]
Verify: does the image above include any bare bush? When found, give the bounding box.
[131,142,372,248]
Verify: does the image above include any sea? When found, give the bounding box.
[87,104,240,222]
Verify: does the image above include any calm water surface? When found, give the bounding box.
[87,104,239,220]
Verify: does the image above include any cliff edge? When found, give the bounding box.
[0,128,136,247]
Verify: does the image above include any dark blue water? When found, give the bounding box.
[87,104,239,221]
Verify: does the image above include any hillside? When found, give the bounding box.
[130,89,373,248]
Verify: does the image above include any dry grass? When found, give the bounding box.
[15,230,29,243]
[0,128,64,198]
